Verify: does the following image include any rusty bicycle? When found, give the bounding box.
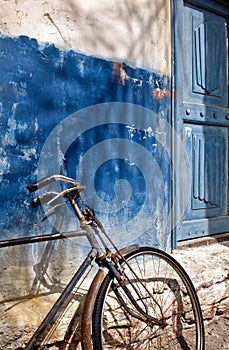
[0,174,204,349]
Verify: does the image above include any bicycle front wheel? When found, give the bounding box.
[92,247,204,350]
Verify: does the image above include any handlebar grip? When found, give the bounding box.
[27,182,39,192]
[26,175,56,192]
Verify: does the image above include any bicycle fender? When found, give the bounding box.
[81,267,107,350]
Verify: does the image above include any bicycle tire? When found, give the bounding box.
[92,247,204,350]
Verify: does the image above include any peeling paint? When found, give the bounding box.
[112,62,127,84]
[21,148,38,161]
[0,155,10,176]
[18,121,28,131]
[112,62,144,86]
[5,116,17,147]
[78,58,85,77]
[126,125,137,139]
[144,126,154,137]
[34,118,39,132]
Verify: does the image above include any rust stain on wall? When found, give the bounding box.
[112,62,127,84]
[151,87,171,100]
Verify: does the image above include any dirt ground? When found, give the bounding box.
[205,318,229,349]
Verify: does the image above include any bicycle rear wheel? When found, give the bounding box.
[92,247,204,349]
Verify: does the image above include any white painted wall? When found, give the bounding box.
[0,0,171,74]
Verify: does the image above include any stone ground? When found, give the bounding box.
[173,233,229,350]
[204,318,229,349]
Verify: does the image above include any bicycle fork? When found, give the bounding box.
[104,259,164,327]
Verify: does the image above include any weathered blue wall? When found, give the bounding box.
[0,34,171,249]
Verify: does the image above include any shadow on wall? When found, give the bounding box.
[66,0,170,71]
[0,0,171,74]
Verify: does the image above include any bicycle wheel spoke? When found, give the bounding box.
[92,247,204,350]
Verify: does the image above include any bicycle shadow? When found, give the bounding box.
[0,238,90,350]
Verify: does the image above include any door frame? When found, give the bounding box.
[171,0,229,248]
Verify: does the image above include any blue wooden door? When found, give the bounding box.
[173,0,229,243]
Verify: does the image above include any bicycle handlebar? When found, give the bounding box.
[27,174,81,192]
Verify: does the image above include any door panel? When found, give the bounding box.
[176,124,228,241]
[184,124,227,213]
[184,4,227,106]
